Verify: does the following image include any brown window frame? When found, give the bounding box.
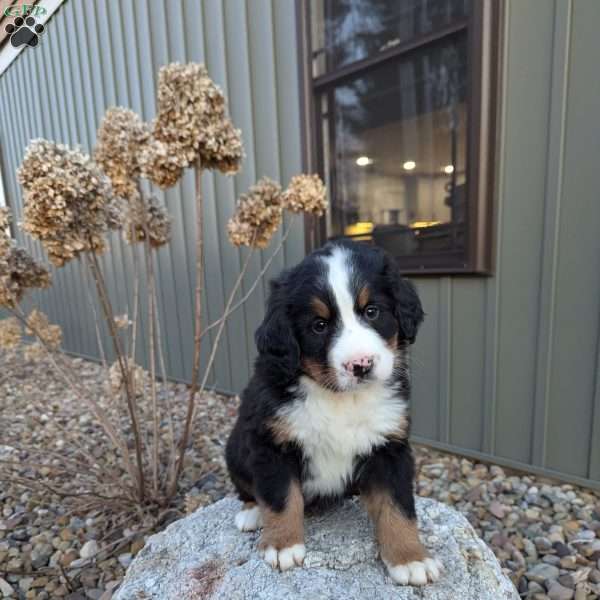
[297,0,502,275]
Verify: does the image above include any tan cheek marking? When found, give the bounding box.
[259,480,304,551]
[363,490,427,566]
[301,357,339,391]
[311,297,330,319]
[358,285,370,310]
[387,332,399,350]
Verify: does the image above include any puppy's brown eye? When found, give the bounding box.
[312,318,328,334]
[364,305,380,321]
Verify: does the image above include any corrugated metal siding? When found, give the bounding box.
[411,0,600,489]
[0,0,305,392]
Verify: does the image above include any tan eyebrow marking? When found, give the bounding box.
[311,296,330,319]
[357,285,370,310]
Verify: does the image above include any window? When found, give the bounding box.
[300,0,500,274]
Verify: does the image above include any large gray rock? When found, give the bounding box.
[115,497,519,600]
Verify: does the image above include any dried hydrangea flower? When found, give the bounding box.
[0,207,10,251]
[124,194,172,248]
[24,342,45,362]
[0,246,52,308]
[200,118,244,174]
[0,317,22,350]
[109,359,148,396]
[282,174,328,216]
[227,177,283,249]
[94,107,151,199]
[18,139,120,266]
[153,62,243,174]
[138,137,185,189]
[26,309,62,350]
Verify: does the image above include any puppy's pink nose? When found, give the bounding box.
[343,355,375,378]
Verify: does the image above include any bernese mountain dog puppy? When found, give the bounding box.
[225,240,442,586]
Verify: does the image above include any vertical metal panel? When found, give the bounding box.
[411,279,442,440]
[0,0,305,393]
[492,0,554,464]
[449,280,486,450]
[544,0,600,478]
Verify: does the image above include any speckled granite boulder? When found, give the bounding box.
[114,497,519,600]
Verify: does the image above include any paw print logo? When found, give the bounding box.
[4,16,45,48]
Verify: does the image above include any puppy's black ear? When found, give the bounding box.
[255,271,300,377]
[383,254,424,344]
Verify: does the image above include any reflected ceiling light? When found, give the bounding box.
[443,164,454,174]
[403,160,416,171]
[356,156,372,166]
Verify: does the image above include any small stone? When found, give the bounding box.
[19,577,34,593]
[590,568,600,583]
[554,542,572,558]
[547,581,574,600]
[560,555,577,570]
[0,578,14,597]
[117,553,132,569]
[489,500,507,519]
[80,540,99,560]
[526,563,560,583]
[31,542,53,568]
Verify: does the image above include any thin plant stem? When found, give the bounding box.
[142,234,160,495]
[169,157,204,497]
[85,248,146,501]
[199,216,295,339]
[198,244,255,393]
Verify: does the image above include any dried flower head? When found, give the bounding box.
[95,107,151,199]
[153,62,243,174]
[109,359,148,396]
[138,137,185,189]
[200,118,244,174]
[26,309,62,350]
[18,140,120,266]
[282,174,328,216]
[24,342,45,362]
[124,194,172,248]
[114,314,131,329]
[227,177,283,249]
[0,317,22,350]
[0,246,52,308]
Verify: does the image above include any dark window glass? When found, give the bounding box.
[311,0,470,76]
[320,37,468,264]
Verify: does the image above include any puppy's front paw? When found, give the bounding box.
[234,504,263,532]
[261,543,306,571]
[385,557,443,586]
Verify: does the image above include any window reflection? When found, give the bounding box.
[311,0,470,76]
[321,38,468,261]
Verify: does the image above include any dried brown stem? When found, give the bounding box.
[142,232,160,495]
[85,249,146,501]
[169,157,204,497]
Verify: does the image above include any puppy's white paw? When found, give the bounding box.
[234,505,263,532]
[385,557,443,586]
[261,543,306,571]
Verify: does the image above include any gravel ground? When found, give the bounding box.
[1,350,599,599]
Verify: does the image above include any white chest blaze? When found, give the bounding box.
[278,377,408,499]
